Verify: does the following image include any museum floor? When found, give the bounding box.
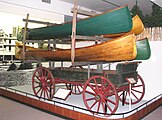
[0,96,161,120]
[0,96,70,120]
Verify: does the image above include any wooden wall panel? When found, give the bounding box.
[137,27,162,41]
[70,111,80,120]
[78,112,94,120]
[55,106,63,115]
[62,108,71,118]
[49,103,55,112]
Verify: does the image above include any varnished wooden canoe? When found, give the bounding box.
[135,37,151,60]
[103,15,144,38]
[15,34,137,62]
[27,6,132,40]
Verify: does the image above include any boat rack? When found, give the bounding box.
[21,3,109,65]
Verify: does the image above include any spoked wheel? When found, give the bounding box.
[82,76,119,116]
[118,74,145,104]
[66,83,83,95]
[32,67,55,100]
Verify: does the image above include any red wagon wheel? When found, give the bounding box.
[118,74,145,104]
[32,67,55,100]
[66,83,83,95]
[82,76,119,116]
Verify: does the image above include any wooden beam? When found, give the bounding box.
[71,0,78,66]
[23,13,29,63]
[23,19,56,25]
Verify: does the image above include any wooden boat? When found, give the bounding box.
[15,34,137,62]
[27,6,132,40]
[135,37,151,60]
[103,15,144,38]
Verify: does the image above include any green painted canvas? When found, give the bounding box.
[135,38,151,60]
[27,6,132,40]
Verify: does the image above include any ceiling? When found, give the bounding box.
[60,0,153,15]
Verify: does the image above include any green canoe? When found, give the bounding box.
[27,6,132,40]
[135,37,151,60]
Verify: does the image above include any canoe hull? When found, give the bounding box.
[28,6,132,40]
[16,34,137,62]
[103,15,144,38]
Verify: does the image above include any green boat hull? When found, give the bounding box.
[135,38,151,60]
[28,6,132,40]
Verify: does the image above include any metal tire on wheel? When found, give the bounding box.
[118,74,145,104]
[32,67,55,100]
[82,76,119,116]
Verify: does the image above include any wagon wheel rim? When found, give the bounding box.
[66,83,83,95]
[82,76,119,116]
[118,74,145,104]
[32,67,55,100]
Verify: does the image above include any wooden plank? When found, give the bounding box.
[23,13,29,62]
[71,0,78,65]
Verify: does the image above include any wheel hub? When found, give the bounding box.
[95,95,101,101]
[42,82,46,87]
[41,77,47,88]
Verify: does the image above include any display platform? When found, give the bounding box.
[7,85,148,118]
[0,85,162,120]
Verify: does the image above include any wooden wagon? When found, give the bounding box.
[32,61,145,116]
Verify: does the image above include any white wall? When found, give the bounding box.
[0,0,72,21]
[0,0,70,34]
[0,0,94,34]
[137,41,162,100]
[0,0,91,22]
